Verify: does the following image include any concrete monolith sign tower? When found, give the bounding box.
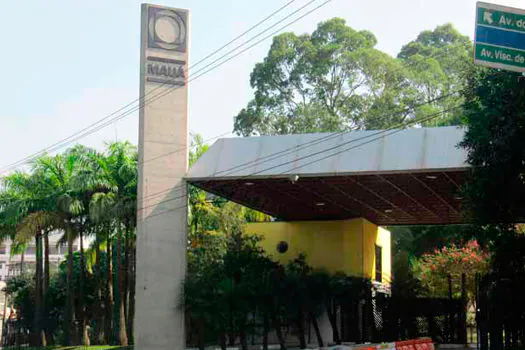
[135,4,189,349]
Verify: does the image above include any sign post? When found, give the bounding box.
[475,2,525,72]
[135,4,189,349]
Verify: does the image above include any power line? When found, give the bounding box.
[139,102,465,217]
[0,0,306,175]
[136,88,466,205]
[0,94,464,214]
[2,78,473,218]
[0,130,232,211]
[2,11,471,176]
[214,91,464,177]
[4,40,475,209]
[2,5,478,205]
[1,0,335,207]
[138,41,474,176]
[126,11,474,201]
[138,84,469,203]
[4,0,331,175]
[143,105,464,220]
[138,82,468,204]
[190,0,297,69]
[52,0,331,173]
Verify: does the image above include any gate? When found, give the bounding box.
[340,295,467,344]
[476,274,525,350]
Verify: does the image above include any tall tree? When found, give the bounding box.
[398,23,472,126]
[1,171,64,346]
[461,69,525,224]
[31,152,90,345]
[89,141,137,346]
[234,18,416,136]
[460,68,525,350]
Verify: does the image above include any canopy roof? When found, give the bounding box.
[186,126,469,225]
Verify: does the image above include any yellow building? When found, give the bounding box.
[246,218,391,287]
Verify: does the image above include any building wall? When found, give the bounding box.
[362,220,392,285]
[0,234,85,281]
[246,218,391,285]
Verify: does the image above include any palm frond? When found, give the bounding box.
[85,238,108,272]
[89,192,116,222]
[15,211,61,244]
[10,240,27,257]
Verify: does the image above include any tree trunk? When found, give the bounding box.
[310,311,323,347]
[43,233,50,292]
[105,234,114,344]
[123,230,130,326]
[20,251,24,275]
[117,232,128,345]
[326,301,341,344]
[65,227,75,345]
[43,232,50,345]
[79,232,90,345]
[197,319,205,350]
[219,332,227,350]
[32,233,44,346]
[263,313,269,350]
[297,308,306,349]
[94,234,103,344]
[127,242,136,343]
[270,304,286,350]
[240,329,248,350]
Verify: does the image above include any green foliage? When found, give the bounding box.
[185,230,371,349]
[390,225,475,257]
[460,69,525,348]
[461,69,525,226]
[390,251,420,298]
[398,23,473,127]
[6,274,35,331]
[413,240,489,302]
[188,136,271,241]
[0,141,139,347]
[234,21,472,136]
[389,225,476,298]
[6,251,111,344]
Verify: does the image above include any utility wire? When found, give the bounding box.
[2,12,477,206]
[1,44,476,209]
[139,102,465,217]
[0,0,304,174]
[136,88,467,206]
[138,41,474,178]
[1,0,330,175]
[143,104,464,220]
[21,0,330,177]
[140,59,475,204]
[2,14,471,175]
[0,0,334,207]
[139,87,467,204]
[129,30,475,201]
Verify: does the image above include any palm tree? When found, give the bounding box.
[88,141,137,346]
[0,143,138,346]
[31,152,90,345]
[0,171,61,346]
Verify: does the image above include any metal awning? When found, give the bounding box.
[186,126,468,225]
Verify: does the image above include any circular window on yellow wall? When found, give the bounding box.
[276,241,288,254]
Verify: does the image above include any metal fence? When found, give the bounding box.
[476,274,525,350]
[368,296,467,344]
[1,296,467,348]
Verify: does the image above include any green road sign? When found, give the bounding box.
[475,2,525,72]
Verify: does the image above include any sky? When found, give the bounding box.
[0,0,523,172]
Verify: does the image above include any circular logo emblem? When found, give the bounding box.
[148,8,187,52]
